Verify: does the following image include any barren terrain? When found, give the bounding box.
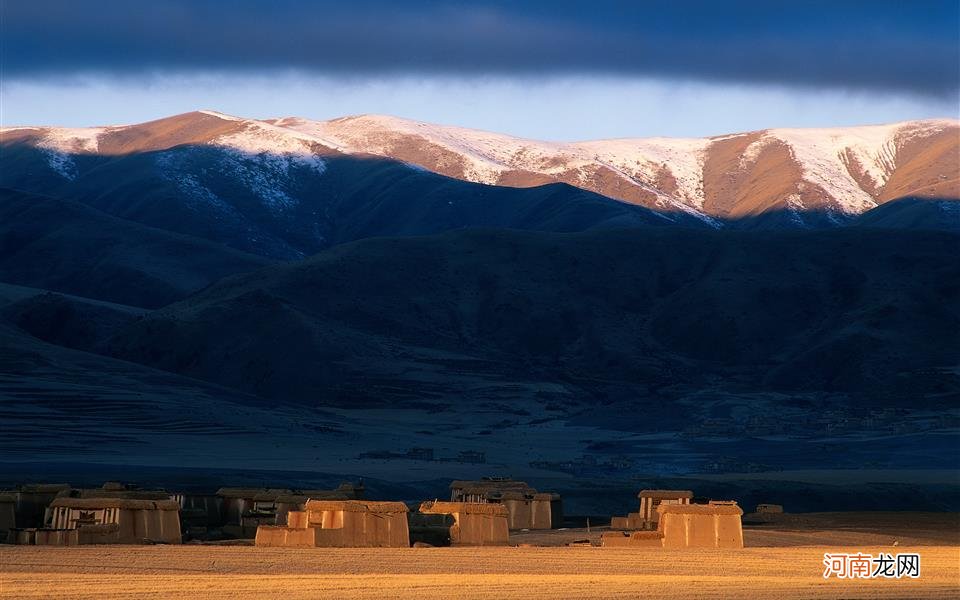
[2,518,958,600]
[1,545,957,599]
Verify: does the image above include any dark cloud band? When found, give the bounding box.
[4,0,958,96]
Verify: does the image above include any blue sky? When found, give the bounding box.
[2,1,957,139]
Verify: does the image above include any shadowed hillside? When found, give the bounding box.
[0,188,272,307]
[851,197,960,230]
[104,227,960,407]
[1,132,703,260]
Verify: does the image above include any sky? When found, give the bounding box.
[2,0,958,140]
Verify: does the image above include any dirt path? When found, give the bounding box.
[2,545,958,599]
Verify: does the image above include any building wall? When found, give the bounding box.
[35,529,79,546]
[256,526,322,548]
[119,508,181,544]
[12,529,36,545]
[286,510,308,528]
[549,498,563,529]
[77,524,121,544]
[659,511,743,549]
[451,513,509,546]
[51,507,119,529]
[640,497,691,527]
[256,509,409,548]
[502,499,531,530]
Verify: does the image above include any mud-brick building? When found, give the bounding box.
[602,500,743,549]
[610,489,693,530]
[255,500,409,548]
[217,483,364,538]
[658,501,743,548]
[217,488,291,533]
[449,478,562,530]
[418,501,509,546]
[45,497,182,544]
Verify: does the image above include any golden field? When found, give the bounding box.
[3,514,958,599]
[2,543,958,599]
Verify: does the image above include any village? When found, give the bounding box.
[1,478,751,549]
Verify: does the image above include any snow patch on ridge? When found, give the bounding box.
[748,120,954,215]
[198,110,244,121]
[277,114,592,185]
[767,124,901,213]
[210,124,327,174]
[36,127,105,180]
[155,151,241,218]
[206,122,328,210]
[275,115,958,220]
[279,115,713,218]
[573,137,712,210]
[10,113,957,221]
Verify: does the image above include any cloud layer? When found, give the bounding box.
[6,74,955,140]
[5,0,958,96]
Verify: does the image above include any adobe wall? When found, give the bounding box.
[78,524,121,545]
[11,529,36,545]
[335,511,409,548]
[502,499,532,530]
[419,502,509,546]
[610,516,629,530]
[454,513,509,546]
[257,506,410,548]
[529,499,553,529]
[35,529,79,546]
[286,510,308,528]
[658,505,743,549]
[609,512,647,531]
[256,525,323,548]
[500,498,555,530]
[117,509,181,544]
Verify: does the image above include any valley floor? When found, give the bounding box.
[2,519,958,600]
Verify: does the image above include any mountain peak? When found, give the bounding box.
[197,109,246,122]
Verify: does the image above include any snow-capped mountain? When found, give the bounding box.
[271,114,958,222]
[2,111,957,231]
[1,111,693,259]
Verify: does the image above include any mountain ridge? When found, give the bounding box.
[5,111,956,226]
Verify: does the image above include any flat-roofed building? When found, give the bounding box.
[449,478,562,529]
[255,500,409,548]
[418,500,509,546]
[610,489,694,530]
[602,500,743,549]
[45,497,181,544]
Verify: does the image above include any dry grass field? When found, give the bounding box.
[2,514,957,599]
[2,543,958,599]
